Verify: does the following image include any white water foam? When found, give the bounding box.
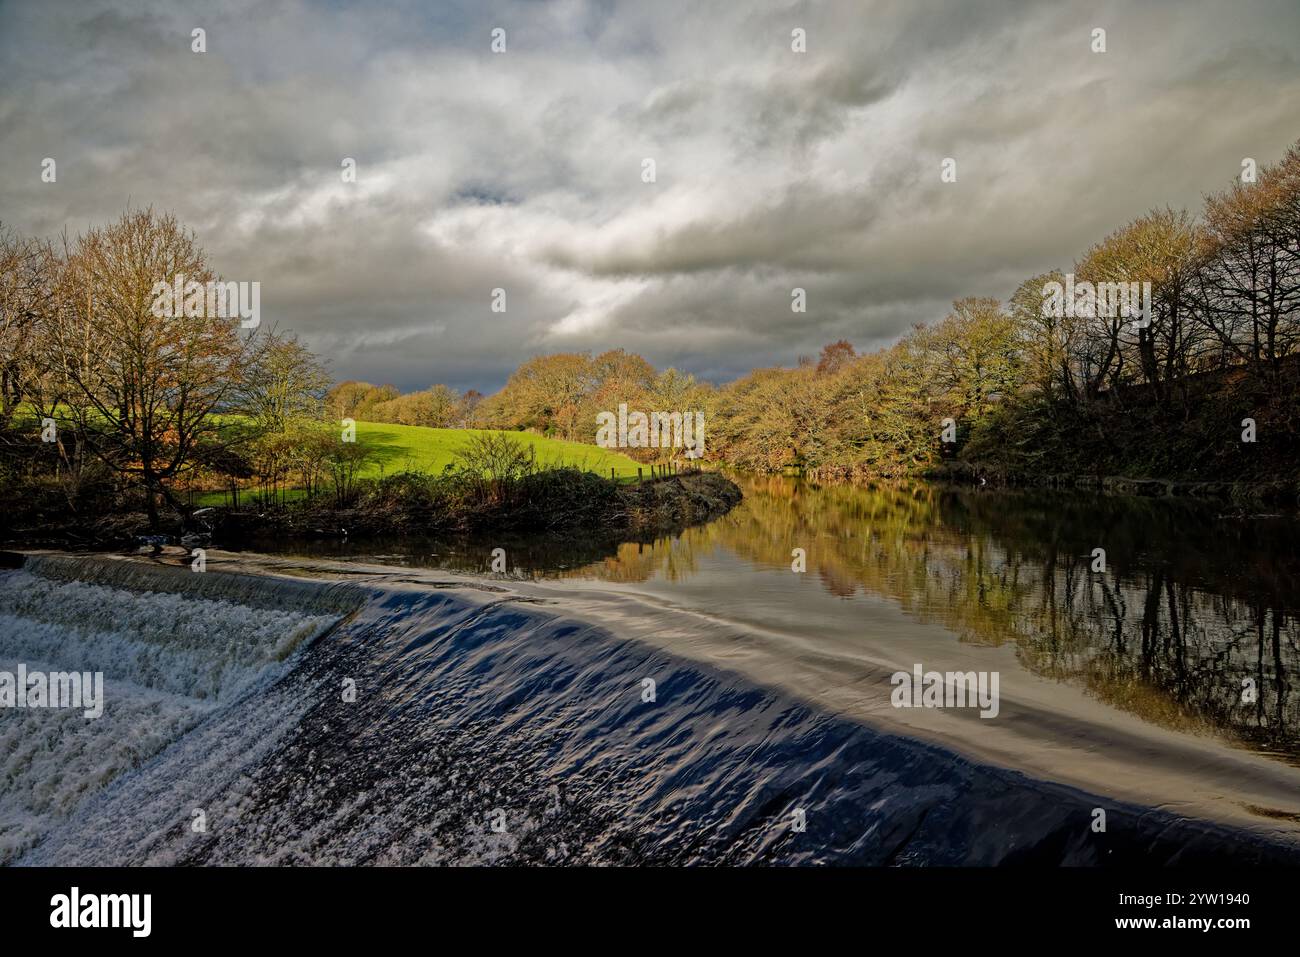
[0,567,341,863]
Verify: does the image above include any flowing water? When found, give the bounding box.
[3,475,1300,865]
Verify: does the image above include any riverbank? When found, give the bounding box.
[0,470,743,551]
[928,461,1300,509]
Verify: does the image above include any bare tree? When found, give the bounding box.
[40,209,262,528]
[243,331,330,433]
[0,224,56,430]
[1195,149,1300,381]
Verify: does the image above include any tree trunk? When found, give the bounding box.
[145,487,160,531]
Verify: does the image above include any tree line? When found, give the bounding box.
[464,140,1300,481]
[330,350,712,464]
[720,143,1300,478]
[3,139,1298,530]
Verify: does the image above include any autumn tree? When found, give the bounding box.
[370,384,459,427]
[327,380,400,421]
[40,208,261,527]
[922,297,1023,420]
[1009,269,1077,403]
[454,389,484,427]
[1073,209,1203,408]
[816,339,856,375]
[494,352,596,440]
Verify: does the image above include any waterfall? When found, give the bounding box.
[5,551,1298,867]
[0,554,356,864]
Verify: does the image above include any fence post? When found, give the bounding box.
[611,467,615,480]
[638,467,643,481]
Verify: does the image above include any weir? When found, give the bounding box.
[7,552,1300,867]
[19,552,367,615]
[0,553,355,865]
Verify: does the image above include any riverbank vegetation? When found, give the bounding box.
[0,209,733,546]
[707,143,1300,484]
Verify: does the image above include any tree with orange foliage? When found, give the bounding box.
[39,209,263,528]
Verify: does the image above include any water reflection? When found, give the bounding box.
[249,474,1300,763]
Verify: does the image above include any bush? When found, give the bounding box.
[451,432,538,507]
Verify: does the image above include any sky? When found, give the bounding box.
[2,0,1298,393]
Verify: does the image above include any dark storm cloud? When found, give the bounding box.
[2,0,1298,391]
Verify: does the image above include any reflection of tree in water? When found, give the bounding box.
[264,526,704,582]
[573,474,1300,761]
[930,486,1298,760]
[1021,558,1296,760]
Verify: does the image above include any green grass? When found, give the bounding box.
[351,422,645,479]
[196,423,648,504]
[10,407,646,479]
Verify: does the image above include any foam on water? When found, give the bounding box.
[0,560,351,863]
[0,656,200,863]
[0,572,332,701]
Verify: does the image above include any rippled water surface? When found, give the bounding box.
[270,475,1300,765]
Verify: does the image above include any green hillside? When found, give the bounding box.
[353,422,644,479]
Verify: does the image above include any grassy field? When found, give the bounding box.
[210,423,650,506]
[8,408,647,479]
[353,422,645,479]
[201,421,655,509]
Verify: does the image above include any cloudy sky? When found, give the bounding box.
[2,0,1298,393]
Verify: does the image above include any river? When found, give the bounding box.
[4,475,1299,865]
